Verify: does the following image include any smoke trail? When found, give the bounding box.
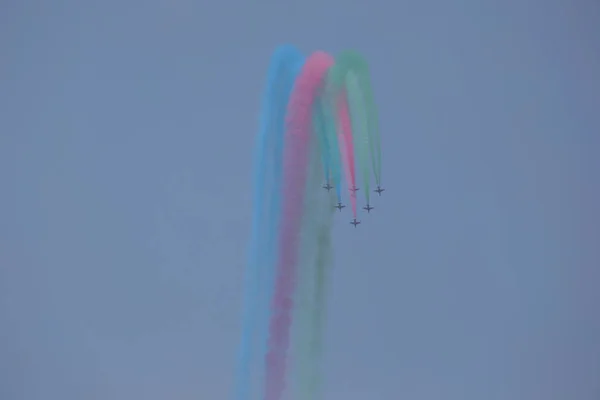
[323,73,358,215]
[336,94,358,217]
[317,96,344,203]
[304,206,334,400]
[255,48,306,400]
[234,45,304,400]
[345,71,372,205]
[236,46,380,400]
[327,51,381,198]
[293,101,337,400]
[264,51,335,400]
[313,99,333,188]
[327,51,381,190]
[291,128,336,400]
[290,125,322,400]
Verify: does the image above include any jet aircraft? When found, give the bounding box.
[322,183,333,191]
[349,186,359,193]
[350,218,361,227]
[374,186,385,195]
[363,204,374,213]
[335,202,346,211]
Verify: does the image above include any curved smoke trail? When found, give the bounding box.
[345,71,372,205]
[234,46,380,400]
[317,96,344,203]
[336,95,358,217]
[289,99,337,400]
[313,99,333,189]
[328,51,382,202]
[264,51,337,400]
[234,44,304,400]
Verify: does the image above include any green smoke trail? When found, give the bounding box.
[345,71,372,205]
[318,96,344,203]
[302,198,334,400]
[290,97,337,400]
[327,51,382,190]
[313,97,339,190]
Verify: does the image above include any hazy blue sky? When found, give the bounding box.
[1,1,599,399]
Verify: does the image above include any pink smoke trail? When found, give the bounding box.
[264,51,334,400]
[337,93,358,217]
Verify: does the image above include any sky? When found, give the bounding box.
[1,0,599,399]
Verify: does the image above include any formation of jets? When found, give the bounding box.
[321,183,385,227]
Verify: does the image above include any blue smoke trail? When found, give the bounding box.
[256,47,305,400]
[234,44,305,400]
